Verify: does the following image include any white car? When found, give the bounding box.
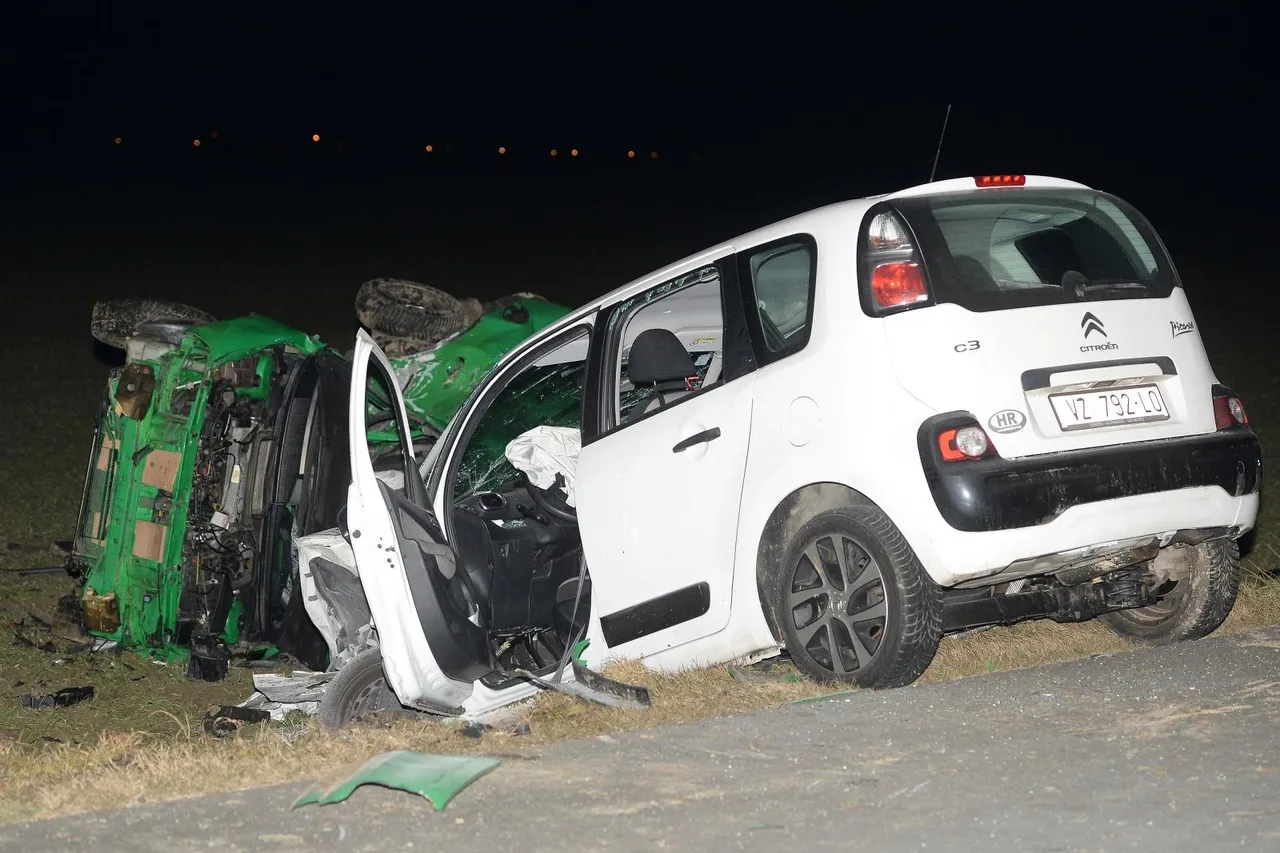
[298,174,1263,725]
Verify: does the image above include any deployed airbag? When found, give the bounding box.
[505,425,581,506]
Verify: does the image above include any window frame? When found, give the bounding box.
[430,322,596,513]
[584,253,755,445]
[736,233,819,367]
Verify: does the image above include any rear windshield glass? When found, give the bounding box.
[889,188,1179,311]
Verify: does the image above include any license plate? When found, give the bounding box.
[1049,384,1169,431]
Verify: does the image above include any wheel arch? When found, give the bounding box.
[754,481,877,641]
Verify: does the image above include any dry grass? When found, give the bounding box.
[3,565,1279,826]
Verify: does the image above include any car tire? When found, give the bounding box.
[355,278,484,345]
[317,647,417,729]
[1098,537,1241,645]
[762,501,943,689]
[90,297,217,350]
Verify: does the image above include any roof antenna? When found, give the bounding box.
[928,103,952,183]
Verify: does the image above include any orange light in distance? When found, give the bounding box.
[192,139,201,147]
[627,150,635,158]
[114,136,122,145]
[498,146,506,154]
[570,148,579,157]
[312,134,321,142]
[550,148,557,157]
[425,144,433,152]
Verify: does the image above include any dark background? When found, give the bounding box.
[0,5,1274,560]
[0,7,1273,366]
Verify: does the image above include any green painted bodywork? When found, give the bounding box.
[292,751,502,811]
[391,297,571,432]
[71,296,570,665]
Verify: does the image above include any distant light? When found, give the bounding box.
[570,148,579,157]
[498,146,506,154]
[113,136,122,145]
[649,151,658,159]
[627,150,635,159]
[549,148,557,157]
[425,144,433,153]
[211,131,218,140]
[312,134,321,142]
[193,139,201,147]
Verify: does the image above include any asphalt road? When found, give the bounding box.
[6,627,1280,852]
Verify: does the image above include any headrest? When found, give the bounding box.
[626,328,695,385]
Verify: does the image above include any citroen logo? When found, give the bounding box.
[1081,312,1106,339]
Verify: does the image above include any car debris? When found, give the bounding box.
[19,686,95,709]
[238,670,335,720]
[291,751,502,812]
[202,704,272,737]
[61,282,568,681]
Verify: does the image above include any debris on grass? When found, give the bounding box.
[238,671,333,721]
[203,705,272,738]
[516,659,652,710]
[291,751,502,811]
[19,686,95,710]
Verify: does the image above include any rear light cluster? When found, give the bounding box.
[865,211,929,311]
[1213,391,1248,431]
[937,424,998,462]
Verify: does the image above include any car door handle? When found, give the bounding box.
[672,427,721,453]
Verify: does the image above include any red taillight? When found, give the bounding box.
[975,174,1026,188]
[872,262,928,309]
[937,425,996,462]
[1213,394,1248,430]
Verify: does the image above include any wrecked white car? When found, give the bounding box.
[290,174,1261,726]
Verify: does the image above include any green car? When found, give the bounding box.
[67,287,569,679]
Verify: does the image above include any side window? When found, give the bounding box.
[741,237,816,362]
[609,265,727,428]
[451,330,589,501]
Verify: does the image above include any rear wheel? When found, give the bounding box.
[355,278,484,345]
[762,502,943,689]
[317,648,418,729]
[90,297,216,349]
[1098,537,1241,645]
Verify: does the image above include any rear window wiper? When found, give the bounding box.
[1081,279,1147,292]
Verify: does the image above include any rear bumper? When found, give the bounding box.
[917,419,1262,533]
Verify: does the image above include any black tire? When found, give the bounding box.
[317,647,417,729]
[90,297,217,349]
[1098,537,1241,645]
[761,501,943,689]
[355,278,484,344]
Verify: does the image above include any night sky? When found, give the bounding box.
[1,7,1273,322]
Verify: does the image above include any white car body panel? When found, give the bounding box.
[575,371,756,667]
[346,331,474,710]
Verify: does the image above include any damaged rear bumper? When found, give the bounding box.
[919,427,1262,533]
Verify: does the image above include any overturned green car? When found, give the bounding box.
[66,283,569,678]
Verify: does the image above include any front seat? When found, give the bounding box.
[624,328,697,423]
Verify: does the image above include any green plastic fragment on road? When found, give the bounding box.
[291,751,502,811]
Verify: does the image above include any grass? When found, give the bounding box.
[1,251,1278,824]
[2,562,1279,824]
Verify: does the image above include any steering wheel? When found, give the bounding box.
[524,474,578,526]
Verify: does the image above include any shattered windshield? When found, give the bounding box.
[452,359,585,500]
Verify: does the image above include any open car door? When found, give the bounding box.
[346,330,492,714]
